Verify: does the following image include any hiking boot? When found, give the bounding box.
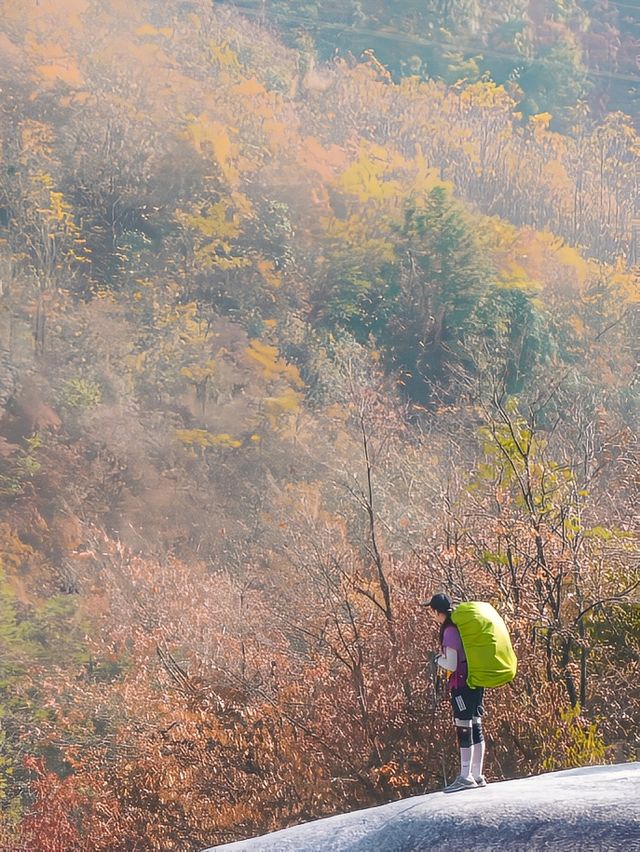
[473,775,488,787]
[443,775,477,793]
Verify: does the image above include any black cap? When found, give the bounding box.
[422,593,453,613]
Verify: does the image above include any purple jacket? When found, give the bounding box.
[442,623,468,690]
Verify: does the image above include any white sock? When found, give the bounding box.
[471,740,485,779]
[460,746,474,780]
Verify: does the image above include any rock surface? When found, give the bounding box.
[207,762,640,851]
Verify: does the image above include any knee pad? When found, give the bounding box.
[472,717,485,745]
[455,723,472,749]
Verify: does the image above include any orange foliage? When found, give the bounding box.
[0,1,636,849]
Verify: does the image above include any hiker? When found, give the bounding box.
[426,593,487,793]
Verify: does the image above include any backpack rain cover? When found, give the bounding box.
[452,601,517,688]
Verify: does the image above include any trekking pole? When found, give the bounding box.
[433,662,448,788]
[441,750,448,788]
[426,652,438,711]
[427,653,448,788]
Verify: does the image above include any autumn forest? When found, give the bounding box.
[0,0,638,849]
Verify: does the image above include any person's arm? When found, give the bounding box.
[435,646,458,672]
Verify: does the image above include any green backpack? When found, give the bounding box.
[451,601,517,688]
